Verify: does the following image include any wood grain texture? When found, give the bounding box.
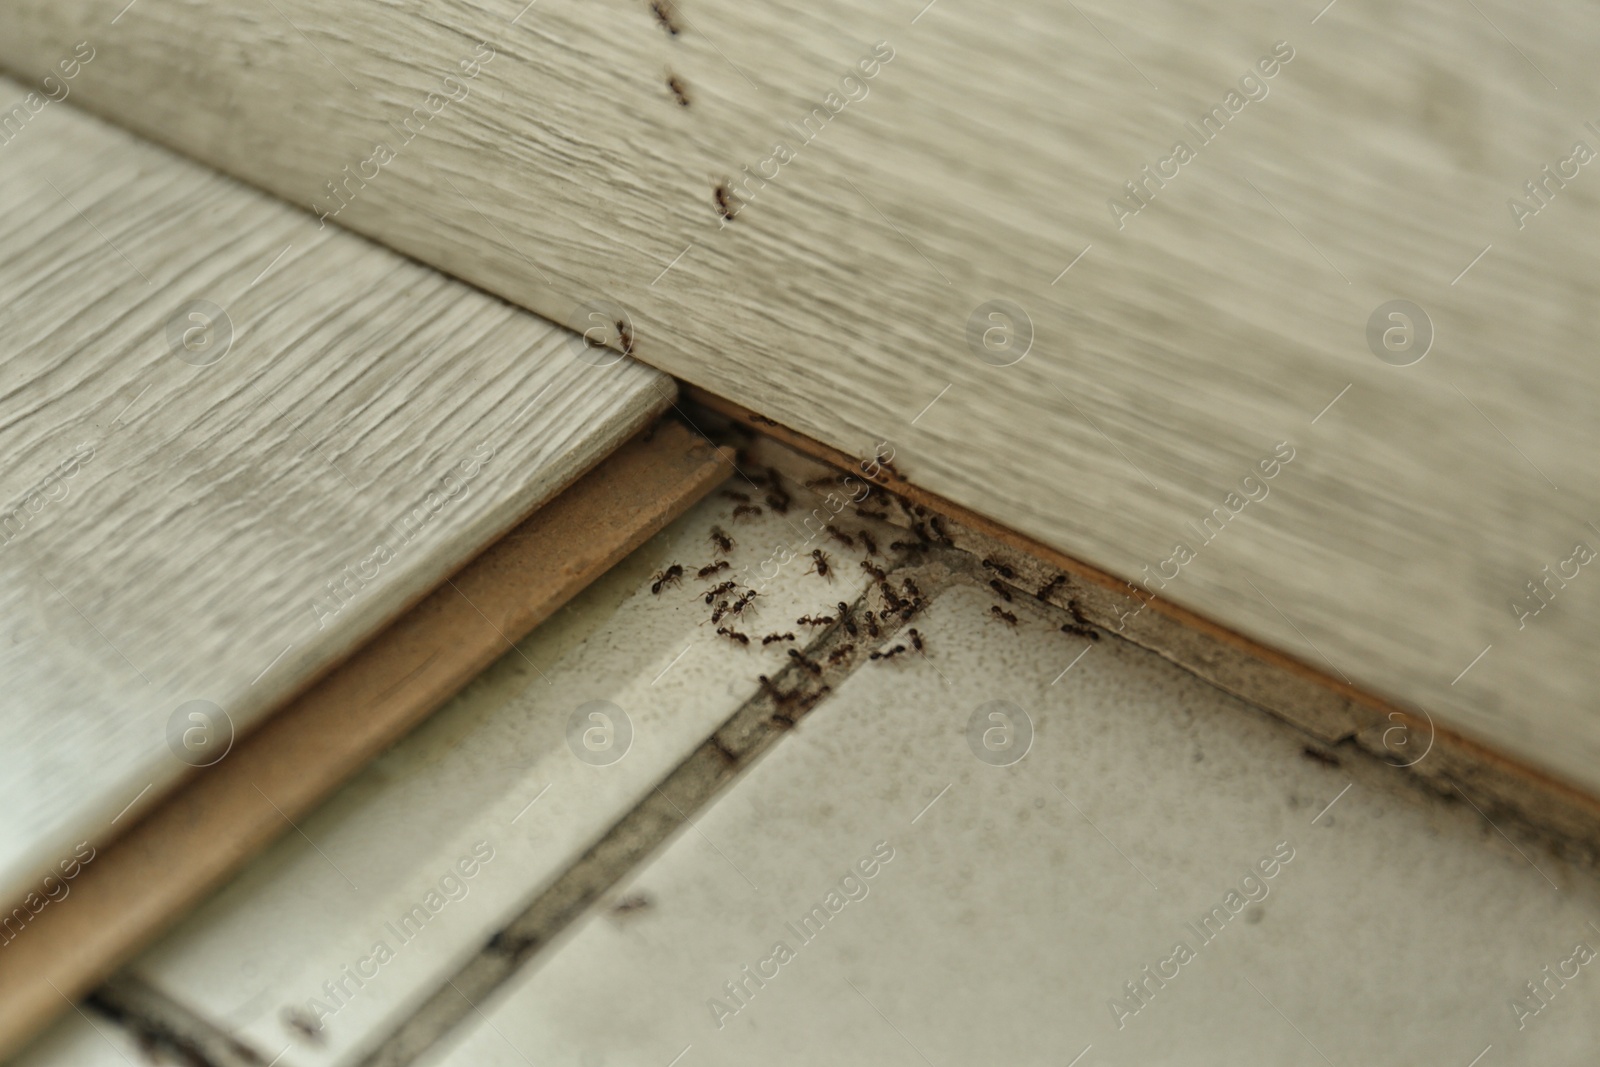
[0,74,671,914]
[0,422,727,1063]
[0,5,1596,793]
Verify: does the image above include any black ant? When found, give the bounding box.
[714,184,735,221]
[650,0,680,34]
[890,540,927,554]
[856,507,888,522]
[827,645,855,666]
[730,590,759,616]
[709,526,734,554]
[651,564,683,594]
[711,600,731,624]
[863,610,880,638]
[837,602,857,636]
[732,504,762,521]
[722,490,751,503]
[704,580,736,604]
[617,320,635,357]
[1061,622,1100,641]
[908,628,924,652]
[809,550,832,578]
[765,472,791,514]
[861,560,888,582]
[859,531,879,557]
[1067,598,1092,626]
[982,557,1016,580]
[758,675,789,703]
[870,644,906,661]
[1036,575,1066,601]
[788,648,822,675]
[610,894,652,916]
[797,612,835,626]
[826,525,855,548]
[989,579,1013,603]
[667,75,690,107]
[717,627,749,645]
[698,561,730,579]
[1302,746,1340,767]
[990,606,1018,626]
[929,517,952,544]
[762,632,795,645]
[902,578,922,601]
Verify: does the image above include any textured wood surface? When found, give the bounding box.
[0,74,670,913]
[2,1,1591,789]
[0,422,727,1063]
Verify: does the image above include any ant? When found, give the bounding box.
[788,648,822,675]
[837,602,857,636]
[758,675,790,703]
[651,564,683,594]
[709,526,735,554]
[861,560,888,582]
[698,561,731,579]
[908,628,924,652]
[717,627,750,645]
[650,0,680,35]
[730,590,759,616]
[1036,575,1066,601]
[765,471,791,514]
[826,525,855,548]
[722,490,752,503]
[989,579,1013,603]
[902,578,923,602]
[929,517,952,544]
[711,600,731,624]
[714,184,735,221]
[859,531,879,557]
[667,75,690,107]
[796,612,835,626]
[762,632,795,645]
[870,644,907,661]
[982,557,1016,580]
[856,507,889,522]
[705,580,737,605]
[732,504,762,521]
[890,540,927,555]
[862,610,880,638]
[809,549,832,578]
[990,606,1019,626]
[827,645,855,665]
[1302,746,1340,767]
[617,320,635,357]
[1061,622,1100,641]
[610,894,652,916]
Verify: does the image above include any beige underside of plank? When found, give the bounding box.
[0,422,729,1062]
[0,75,670,910]
[2,1,1592,790]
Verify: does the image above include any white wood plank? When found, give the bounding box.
[0,75,670,910]
[1,1,1593,791]
[418,577,1600,1067]
[100,484,895,1067]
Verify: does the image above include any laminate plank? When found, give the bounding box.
[418,578,1600,1067]
[1,2,1593,791]
[0,422,727,1061]
[0,75,670,914]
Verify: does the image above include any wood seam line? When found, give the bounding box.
[0,420,732,1063]
[683,384,1600,837]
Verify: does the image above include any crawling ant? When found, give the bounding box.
[890,540,928,555]
[788,648,822,675]
[769,709,797,731]
[711,600,731,624]
[859,531,879,557]
[808,549,832,578]
[722,490,751,504]
[709,526,734,554]
[650,0,680,34]
[651,564,684,594]
[796,612,835,626]
[758,675,789,702]
[730,589,759,617]
[909,520,933,546]
[825,525,855,548]
[990,606,1019,626]
[698,561,731,579]
[1036,575,1067,601]
[870,644,907,661]
[765,471,791,514]
[861,560,888,582]
[878,581,905,614]
[982,557,1016,580]
[1060,622,1100,641]
[732,504,762,521]
[717,627,750,645]
[902,578,922,602]
[837,602,857,636]
[704,580,736,604]
[762,632,795,645]
[929,517,952,544]
[908,628,924,652]
[1067,598,1092,626]
[667,74,690,106]
[617,320,635,357]
[989,579,1013,603]
[714,184,735,221]
[610,894,652,916]
[827,645,855,666]
[1302,746,1340,767]
[856,507,888,521]
[863,610,880,638]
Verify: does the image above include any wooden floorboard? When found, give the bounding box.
[0,74,670,916]
[2,1,1593,791]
